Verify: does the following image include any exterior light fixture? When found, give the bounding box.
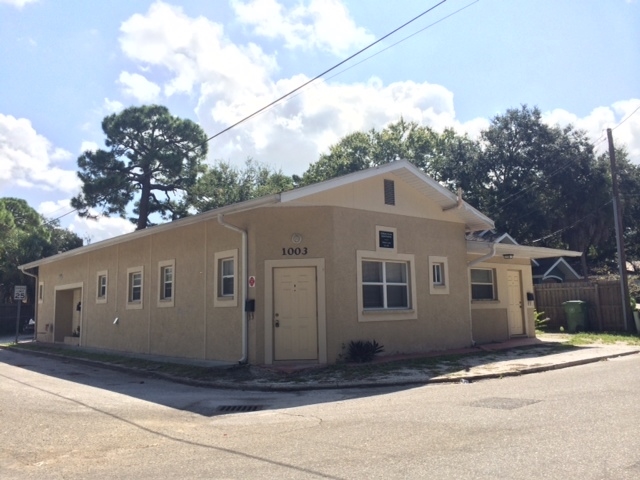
[503,253,514,260]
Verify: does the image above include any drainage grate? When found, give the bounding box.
[217,405,263,413]
[470,397,540,411]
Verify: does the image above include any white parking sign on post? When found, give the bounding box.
[14,285,27,344]
[14,285,27,300]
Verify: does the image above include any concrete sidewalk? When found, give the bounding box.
[3,333,639,391]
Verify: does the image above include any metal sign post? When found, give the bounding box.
[14,285,27,344]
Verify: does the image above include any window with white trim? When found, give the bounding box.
[96,270,108,303]
[362,260,409,309]
[214,249,238,307]
[38,282,44,304]
[429,256,450,295]
[158,260,175,307]
[126,266,144,309]
[470,268,496,300]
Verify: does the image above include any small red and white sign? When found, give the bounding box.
[248,276,256,288]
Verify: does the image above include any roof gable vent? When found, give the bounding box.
[384,179,395,205]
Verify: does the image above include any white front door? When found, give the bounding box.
[273,267,318,361]
[507,270,525,335]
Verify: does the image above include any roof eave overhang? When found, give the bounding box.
[466,240,582,260]
[19,194,281,271]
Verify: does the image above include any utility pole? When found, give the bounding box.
[607,128,632,332]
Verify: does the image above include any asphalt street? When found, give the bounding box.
[2,346,640,479]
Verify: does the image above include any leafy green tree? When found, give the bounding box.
[187,159,294,213]
[0,198,82,302]
[71,105,208,230]
[466,107,612,266]
[296,119,477,187]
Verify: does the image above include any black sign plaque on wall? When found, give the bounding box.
[379,230,394,249]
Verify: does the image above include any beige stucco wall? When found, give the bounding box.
[469,258,536,343]
[37,219,245,362]
[232,199,473,364]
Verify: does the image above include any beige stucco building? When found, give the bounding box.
[20,161,580,365]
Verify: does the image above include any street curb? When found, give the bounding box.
[4,343,639,392]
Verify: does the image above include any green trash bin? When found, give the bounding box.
[562,300,588,333]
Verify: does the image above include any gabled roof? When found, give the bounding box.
[281,160,495,232]
[21,160,493,270]
[532,257,582,282]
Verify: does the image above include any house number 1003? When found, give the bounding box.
[282,247,308,256]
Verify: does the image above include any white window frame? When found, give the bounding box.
[38,282,44,304]
[356,250,417,322]
[470,268,497,301]
[429,256,450,295]
[96,270,108,304]
[126,266,144,310]
[158,260,175,308]
[214,249,238,308]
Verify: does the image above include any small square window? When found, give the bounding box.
[429,256,450,295]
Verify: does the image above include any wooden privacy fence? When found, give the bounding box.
[534,280,626,332]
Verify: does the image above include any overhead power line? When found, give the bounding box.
[195,0,452,149]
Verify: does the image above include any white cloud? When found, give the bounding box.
[80,141,99,153]
[69,214,136,244]
[119,1,276,98]
[118,71,161,103]
[0,0,38,8]
[231,0,374,56]
[543,98,640,164]
[117,2,639,178]
[38,199,135,244]
[103,98,125,113]
[0,114,80,193]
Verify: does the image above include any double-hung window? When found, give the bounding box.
[362,259,411,310]
[126,266,144,309]
[470,268,496,300]
[220,258,234,297]
[158,260,175,307]
[96,271,108,303]
[214,249,238,307]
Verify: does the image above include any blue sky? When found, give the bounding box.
[1,0,638,242]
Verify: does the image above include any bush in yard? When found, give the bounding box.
[534,310,550,330]
[346,340,384,363]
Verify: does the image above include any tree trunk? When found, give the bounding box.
[137,175,152,230]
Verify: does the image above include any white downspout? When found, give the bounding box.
[217,214,248,364]
[468,243,497,267]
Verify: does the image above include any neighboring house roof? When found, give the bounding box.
[532,257,582,282]
[20,160,494,271]
[466,230,518,245]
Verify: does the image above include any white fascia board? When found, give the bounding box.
[19,194,280,271]
[467,240,582,259]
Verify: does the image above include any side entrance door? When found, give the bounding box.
[507,270,525,335]
[273,267,318,361]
